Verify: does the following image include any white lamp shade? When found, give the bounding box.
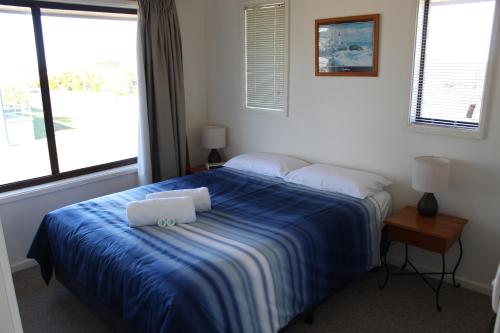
[202,126,226,149]
[412,156,450,193]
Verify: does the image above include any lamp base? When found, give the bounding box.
[417,192,438,217]
[207,149,222,164]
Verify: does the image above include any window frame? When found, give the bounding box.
[407,0,498,140]
[240,0,290,117]
[0,0,138,193]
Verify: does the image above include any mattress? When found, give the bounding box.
[370,190,392,223]
[28,167,388,333]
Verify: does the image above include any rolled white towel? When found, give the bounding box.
[127,197,196,227]
[146,187,211,212]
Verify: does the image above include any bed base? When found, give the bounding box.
[54,231,389,333]
[303,309,315,324]
[57,265,319,333]
[55,267,133,333]
[55,267,386,332]
[55,264,388,333]
[57,264,319,333]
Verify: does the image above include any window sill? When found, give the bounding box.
[241,107,289,117]
[0,164,137,205]
[405,123,485,140]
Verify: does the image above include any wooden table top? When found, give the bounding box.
[384,206,468,240]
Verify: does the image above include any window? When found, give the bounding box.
[243,1,288,114]
[0,6,51,186]
[409,0,496,136]
[0,2,137,192]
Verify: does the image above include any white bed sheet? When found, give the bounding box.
[370,190,392,224]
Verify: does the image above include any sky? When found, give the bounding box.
[426,0,495,63]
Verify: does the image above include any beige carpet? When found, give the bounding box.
[13,266,494,333]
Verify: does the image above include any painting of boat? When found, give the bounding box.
[315,14,379,76]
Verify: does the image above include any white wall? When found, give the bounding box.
[0,219,23,333]
[205,0,500,292]
[0,172,138,271]
[0,0,209,270]
[178,0,209,166]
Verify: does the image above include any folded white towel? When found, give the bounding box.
[126,197,196,227]
[146,187,211,212]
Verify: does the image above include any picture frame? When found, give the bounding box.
[315,14,380,77]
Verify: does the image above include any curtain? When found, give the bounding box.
[137,0,187,184]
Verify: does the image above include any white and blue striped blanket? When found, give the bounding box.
[28,167,381,333]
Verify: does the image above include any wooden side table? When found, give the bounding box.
[379,206,468,311]
[187,165,208,174]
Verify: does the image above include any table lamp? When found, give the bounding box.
[412,156,450,217]
[202,126,226,164]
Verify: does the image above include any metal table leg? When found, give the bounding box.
[380,254,389,289]
[435,254,445,312]
[379,242,391,290]
[451,238,463,288]
[378,238,463,311]
[401,243,408,270]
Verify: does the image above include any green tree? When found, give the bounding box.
[48,70,103,92]
[0,86,29,106]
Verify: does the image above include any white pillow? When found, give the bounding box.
[284,164,392,199]
[224,152,309,178]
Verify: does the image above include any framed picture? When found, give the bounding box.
[315,14,379,77]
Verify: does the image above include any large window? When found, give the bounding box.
[0,2,137,192]
[409,0,496,136]
[243,1,288,114]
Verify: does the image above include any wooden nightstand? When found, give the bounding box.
[188,163,225,175]
[187,165,207,174]
[379,206,468,311]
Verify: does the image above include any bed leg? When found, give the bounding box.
[304,310,314,324]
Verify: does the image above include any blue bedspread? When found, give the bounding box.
[28,167,381,333]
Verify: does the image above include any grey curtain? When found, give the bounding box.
[138,0,187,182]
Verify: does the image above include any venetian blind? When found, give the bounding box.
[245,2,286,112]
[409,0,495,129]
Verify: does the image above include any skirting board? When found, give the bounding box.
[10,259,37,273]
[387,254,492,296]
[11,257,492,295]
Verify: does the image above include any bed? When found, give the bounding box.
[28,167,391,333]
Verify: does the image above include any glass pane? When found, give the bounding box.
[245,5,286,112]
[0,6,52,186]
[420,0,495,124]
[41,9,138,172]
